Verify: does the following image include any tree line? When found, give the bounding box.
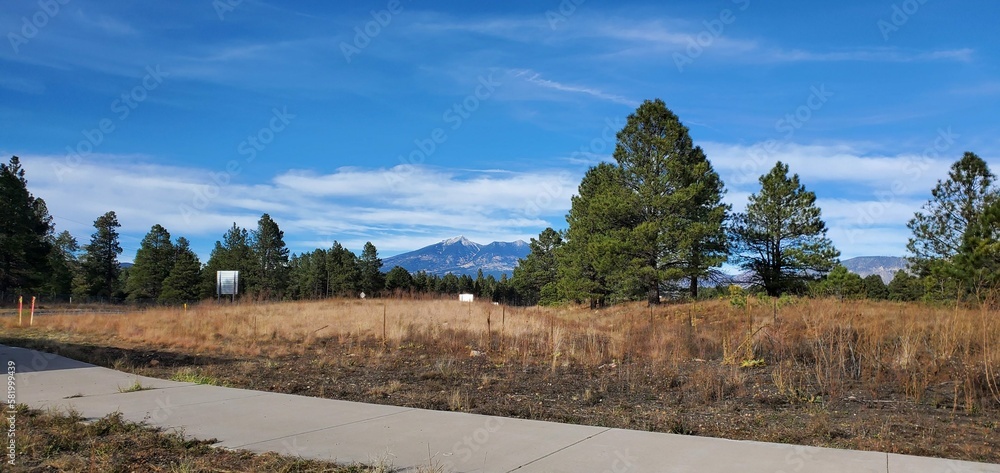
[509,99,999,306]
[2,100,996,306]
[0,157,520,303]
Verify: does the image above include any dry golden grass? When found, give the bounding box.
[4,295,999,410]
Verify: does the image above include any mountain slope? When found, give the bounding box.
[841,256,909,283]
[383,236,528,277]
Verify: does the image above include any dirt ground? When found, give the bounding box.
[4,331,998,465]
[10,405,374,472]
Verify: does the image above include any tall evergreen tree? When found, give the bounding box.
[668,146,729,298]
[288,248,329,299]
[358,241,383,296]
[44,230,79,298]
[0,156,53,297]
[730,162,840,297]
[384,266,413,295]
[159,237,202,303]
[439,273,460,294]
[558,163,641,306]
[126,224,174,301]
[611,99,729,302]
[326,242,359,297]
[512,227,563,305]
[81,211,123,299]
[907,152,998,294]
[951,198,1000,293]
[250,213,289,299]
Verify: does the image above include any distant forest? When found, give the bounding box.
[2,100,997,306]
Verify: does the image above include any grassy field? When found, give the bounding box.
[2,296,999,463]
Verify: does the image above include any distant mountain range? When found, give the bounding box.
[382,236,909,284]
[383,236,529,278]
[841,256,909,283]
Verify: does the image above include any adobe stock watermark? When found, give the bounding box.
[774,84,833,140]
[385,72,501,187]
[520,117,624,219]
[7,0,71,54]
[877,0,930,41]
[213,0,243,20]
[729,84,834,186]
[439,416,505,471]
[281,437,308,458]
[521,170,575,219]
[6,361,15,467]
[601,449,636,473]
[52,65,169,182]
[546,0,585,29]
[673,0,750,72]
[179,107,295,223]
[147,395,177,423]
[565,116,624,165]
[842,127,958,244]
[340,0,404,63]
[775,444,816,473]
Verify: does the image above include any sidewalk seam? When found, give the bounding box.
[504,427,612,472]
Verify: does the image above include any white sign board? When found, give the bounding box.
[217,271,239,296]
[459,293,474,302]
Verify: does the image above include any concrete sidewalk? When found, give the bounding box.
[3,344,998,473]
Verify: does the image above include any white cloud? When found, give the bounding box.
[20,155,578,258]
[703,141,956,194]
[512,69,639,106]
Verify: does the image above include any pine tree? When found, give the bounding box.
[951,198,1000,293]
[81,211,123,299]
[512,227,563,305]
[558,163,640,306]
[250,213,289,299]
[358,241,383,297]
[818,265,864,298]
[907,152,998,295]
[126,224,174,301]
[44,230,79,298]
[887,270,922,301]
[439,273,460,294]
[861,274,889,300]
[159,237,202,303]
[0,156,53,297]
[667,146,729,298]
[730,162,840,297]
[611,99,729,303]
[384,266,413,295]
[288,249,329,299]
[326,242,359,297]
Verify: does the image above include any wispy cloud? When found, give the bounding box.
[760,47,974,64]
[512,69,638,106]
[0,75,46,95]
[73,10,137,36]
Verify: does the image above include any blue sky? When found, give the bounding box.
[2,1,998,263]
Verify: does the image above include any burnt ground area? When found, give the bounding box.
[10,405,374,472]
[4,333,999,464]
